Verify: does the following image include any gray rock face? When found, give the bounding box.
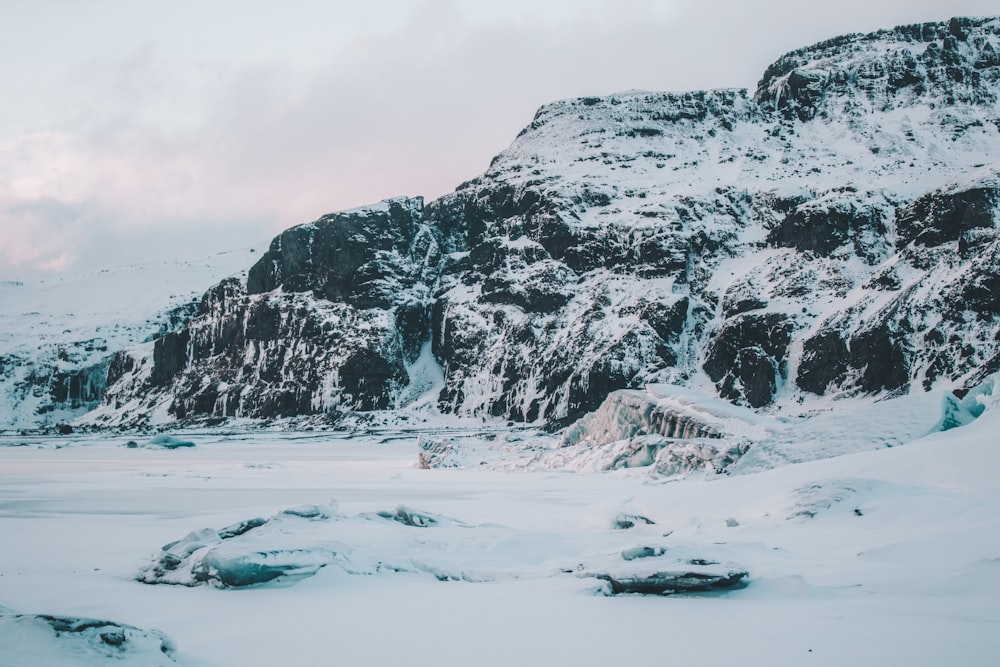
[246,198,433,308]
[91,16,1000,426]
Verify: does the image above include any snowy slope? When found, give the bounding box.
[0,248,259,430]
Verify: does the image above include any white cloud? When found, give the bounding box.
[1,0,997,277]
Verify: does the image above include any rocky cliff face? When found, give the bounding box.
[91,198,445,425]
[86,16,1000,428]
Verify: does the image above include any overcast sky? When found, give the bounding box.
[2,0,996,278]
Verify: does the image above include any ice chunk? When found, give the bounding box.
[536,433,751,475]
[158,528,221,571]
[959,371,1000,418]
[375,506,442,527]
[192,548,336,588]
[652,437,750,477]
[145,435,196,449]
[138,508,342,587]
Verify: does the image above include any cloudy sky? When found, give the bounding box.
[1,0,995,278]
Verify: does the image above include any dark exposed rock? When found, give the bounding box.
[704,313,794,407]
[375,506,440,527]
[151,331,189,387]
[595,567,748,595]
[849,325,911,394]
[246,198,423,305]
[961,270,1000,315]
[49,360,109,406]
[768,193,890,261]
[97,198,433,424]
[612,514,656,530]
[797,330,850,395]
[897,186,999,254]
[106,351,136,387]
[722,296,767,318]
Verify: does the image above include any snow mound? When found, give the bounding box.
[0,613,176,666]
[137,501,745,595]
[786,478,877,519]
[138,506,344,588]
[729,389,979,475]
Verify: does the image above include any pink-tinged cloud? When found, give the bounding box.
[3,0,998,277]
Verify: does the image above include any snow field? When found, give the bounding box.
[1,408,999,665]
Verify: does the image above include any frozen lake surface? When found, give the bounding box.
[1,420,999,666]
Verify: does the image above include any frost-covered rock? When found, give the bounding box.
[529,385,765,474]
[594,565,748,596]
[561,385,772,448]
[584,543,748,595]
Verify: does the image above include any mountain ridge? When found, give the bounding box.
[4,15,999,430]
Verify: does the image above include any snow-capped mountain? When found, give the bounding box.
[425,15,1000,423]
[6,16,999,431]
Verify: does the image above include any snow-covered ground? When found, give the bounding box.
[2,404,999,666]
